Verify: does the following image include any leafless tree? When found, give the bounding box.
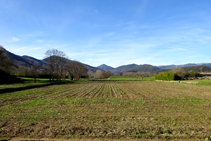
[44,49,68,81]
[105,70,112,78]
[67,61,85,80]
[87,70,95,79]
[95,69,105,79]
[30,62,39,83]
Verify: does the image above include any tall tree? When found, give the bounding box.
[30,62,39,83]
[170,68,186,80]
[105,70,112,78]
[67,61,85,80]
[87,70,94,79]
[44,49,68,81]
[95,69,105,79]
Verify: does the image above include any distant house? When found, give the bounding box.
[200,72,211,76]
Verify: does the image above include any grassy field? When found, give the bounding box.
[100,76,154,81]
[1,78,211,140]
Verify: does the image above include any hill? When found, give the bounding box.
[97,64,114,71]
[22,55,46,68]
[1,47,99,72]
[182,66,211,72]
[127,64,161,73]
[43,56,100,72]
[155,66,211,74]
[110,64,138,74]
[158,63,211,69]
[0,47,46,68]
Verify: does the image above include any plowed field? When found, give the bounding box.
[1,81,211,140]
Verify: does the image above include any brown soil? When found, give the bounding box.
[10,137,194,141]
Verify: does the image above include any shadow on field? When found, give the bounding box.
[0,81,75,95]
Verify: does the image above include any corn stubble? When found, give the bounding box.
[1,81,211,140]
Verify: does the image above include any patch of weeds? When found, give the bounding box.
[87,98,107,104]
[205,136,211,141]
[108,98,121,104]
[136,97,145,104]
[62,97,83,104]
[196,80,211,86]
[21,98,51,106]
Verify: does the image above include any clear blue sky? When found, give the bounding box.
[0,0,211,68]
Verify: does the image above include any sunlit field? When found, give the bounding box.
[1,78,211,140]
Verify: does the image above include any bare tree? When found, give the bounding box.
[44,49,68,81]
[30,62,39,83]
[67,61,85,80]
[105,70,112,78]
[87,70,94,80]
[95,69,105,79]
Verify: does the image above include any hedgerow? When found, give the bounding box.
[155,70,203,81]
[154,71,175,81]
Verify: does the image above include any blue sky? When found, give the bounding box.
[0,0,211,68]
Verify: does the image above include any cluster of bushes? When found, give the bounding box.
[87,70,112,79]
[186,70,202,78]
[154,71,175,81]
[154,69,203,81]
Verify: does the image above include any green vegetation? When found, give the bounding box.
[100,76,154,81]
[127,64,160,73]
[182,66,211,72]
[197,80,211,86]
[186,70,202,77]
[1,77,211,140]
[155,70,202,81]
[154,71,175,81]
[155,66,211,75]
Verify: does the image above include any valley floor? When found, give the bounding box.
[1,79,211,140]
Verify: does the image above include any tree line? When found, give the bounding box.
[154,68,203,81]
[0,47,112,83]
[87,69,112,79]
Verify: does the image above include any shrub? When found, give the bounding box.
[186,70,202,78]
[154,71,175,81]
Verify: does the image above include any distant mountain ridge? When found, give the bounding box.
[98,62,211,74]
[1,47,211,74]
[155,66,211,74]
[97,64,114,71]
[128,64,160,73]
[0,47,46,68]
[158,63,211,69]
[97,64,161,73]
[110,64,138,74]
[1,47,99,72]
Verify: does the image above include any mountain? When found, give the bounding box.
[155,66,211,74]
[101,64,161,74]
[158,63,211,69]
[0,47,46,68]
[181,66,211,72]
[43,56,99,72]
[1,46,211,74]
[22,55,46,68]
[110,64,138,74]
[127,64,161,73]
[97,64,114,71]
[157,65,176,70]
[1,47,99,72]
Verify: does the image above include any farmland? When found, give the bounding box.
[1,79,211,140]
